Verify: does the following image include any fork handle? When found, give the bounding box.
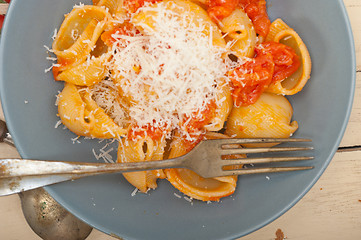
[0,158,185,196]
[0,158,186,178]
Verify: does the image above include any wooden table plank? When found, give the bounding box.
[241,151,361,240]
[339,72,361,147]
[337,1,361,147]
[345,1,361,71]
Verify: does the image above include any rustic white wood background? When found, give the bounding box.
[0,0,360,239]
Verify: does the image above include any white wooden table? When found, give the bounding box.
[0,1,360,239]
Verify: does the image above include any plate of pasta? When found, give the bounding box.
[0,0,355,239]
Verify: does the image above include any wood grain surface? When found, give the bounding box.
[0,1,360,239]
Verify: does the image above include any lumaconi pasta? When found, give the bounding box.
[52,6,111,78]
[165,132,239,201]
[220,8,257,58]
[265,19,312,95]
[225,92,298,147]
[117,136,166,192]
[58,83,129,138]
[50,0,311,201]
[56,52,111,86]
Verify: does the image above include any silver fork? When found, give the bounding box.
[0,138,313,196]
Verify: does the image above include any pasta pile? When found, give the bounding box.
[51,0,311,201]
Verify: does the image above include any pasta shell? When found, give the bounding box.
[56,52,111,86]
[52,6,111,77]
[80,90,129,138]
[265,19,312,95]
[57,83,94,137]
[265,18,289,43]
[220,9,257,58]
[165,135,237,201]
[117,137,166,192]
[96,0,123,15]
[225,92,298,147]
[58,83,128,139]
[204,81,233,132]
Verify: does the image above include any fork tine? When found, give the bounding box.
[218,166,314,177]
[221,156,314,166]
[217,138,312,147]
[220,146,313,156]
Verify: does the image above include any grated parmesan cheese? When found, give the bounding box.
[55,120,62,129]
[71,29,79,41]
[51,28,58,40]
[173,193,182,198]
[131,188,138,196]
[44,63,61,73]
[94,2,231,139]
[73,2,85,9]
[90,80,130,128]
[43,45,54,53]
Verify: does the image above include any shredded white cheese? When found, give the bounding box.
[173,193,182,198]
[131,188,138,196]
[96,3,230,139]
[51,28,58,40]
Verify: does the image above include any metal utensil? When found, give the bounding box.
[0,138,313,196]
[0,119,92,240]
[19,188,93,240]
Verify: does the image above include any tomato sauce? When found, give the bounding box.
[255,42,300,82]
[207,0,271,38]
[52,58,73,80]
[101,23,139,47]
[124,0,162,13]
[229,42,300,106]
[128,122,168,141]
[207,0,240,22]
[183,133,205,152]
[239,0,271,37]
[229,53,274,106]
[181,100,216,134]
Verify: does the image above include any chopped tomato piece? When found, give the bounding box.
[228,53,274,106]
[207,0,240,22]
[128,122,168,141]
[239,0,270,37]
[181,100,216,135]
[229,42,300,106]
[255,42,300,82]
[207,0,271,36]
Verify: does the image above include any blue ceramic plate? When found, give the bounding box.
[0,0,355,239]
